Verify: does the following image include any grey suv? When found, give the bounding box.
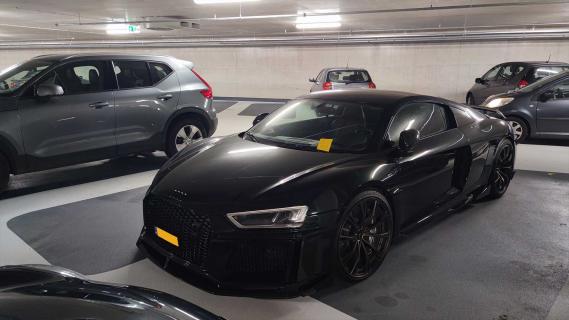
[0,53,217,190]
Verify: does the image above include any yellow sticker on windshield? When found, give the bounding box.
[317,138,333,152]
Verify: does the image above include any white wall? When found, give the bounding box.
[0,40,568,102]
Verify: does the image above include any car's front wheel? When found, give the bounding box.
[165,118,206,157]
[0,153,10,191]
[335,190,393,281]
[507,117,528,143]
[487,139,515,199]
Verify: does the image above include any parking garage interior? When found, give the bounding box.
[0,1,569,320]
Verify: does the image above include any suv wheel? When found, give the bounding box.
[165,118,206,157]
[507,117,528,143]
[0,153,9,191]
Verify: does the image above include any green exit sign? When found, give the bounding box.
[127,25,140,33]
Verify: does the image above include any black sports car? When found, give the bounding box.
[138,90,515,296]
[0,265,224,320]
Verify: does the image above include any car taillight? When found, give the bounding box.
[323,82,333,90]
[517,79,529,88]
[368,82,376,89]
[192,69,213,100]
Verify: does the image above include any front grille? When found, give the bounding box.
[143,195,212,270]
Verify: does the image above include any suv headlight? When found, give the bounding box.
[483,97,514,108]
[227,206,308,229]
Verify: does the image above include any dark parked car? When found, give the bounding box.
[138,90,515,296]
[0,264,224,320]
[0,53,217,190]
[466,61,569,105]
[480,70,569,142]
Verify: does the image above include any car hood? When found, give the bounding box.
[150,135,363,202]
[0,265,224,320]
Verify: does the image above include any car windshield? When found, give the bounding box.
[247,99,384,153]
[328,70,371,83]
[519,70,569,93]
[0,60,54,94]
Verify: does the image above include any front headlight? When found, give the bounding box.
[227,206,308,229]
[483,97,514,108]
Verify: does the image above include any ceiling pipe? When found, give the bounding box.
[1,26,569,49]
[55,0,569,26]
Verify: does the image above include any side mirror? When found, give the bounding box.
[37,84,64,97]
[309,78,317,83]
[475,78,485,84]
[253,113,269,126]
[398,129,420,153]
[539,91,554,102]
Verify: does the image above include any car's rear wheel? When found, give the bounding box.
[335,190,393,281]
[165,118,206,157]
[487,139,515,199]
[466,93,475,105]
[507,117,528,143]
[0,153,10,191]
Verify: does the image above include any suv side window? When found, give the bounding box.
[547,80,569,100]
[148,62,173,85]
[482,65,503,81]
[113,60,152,89]
[388,103,449,143]
[54,61,114,95]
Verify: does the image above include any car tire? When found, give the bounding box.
[506,117,528,143]
[487,139,515,199]
[334,190,393,281]
[0,153,10,191]
[466,93,475,105]
[165,117,206,157]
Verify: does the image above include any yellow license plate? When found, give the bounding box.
[155,227,179,247]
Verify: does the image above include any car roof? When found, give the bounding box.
[30,53,176,62]
[502,61,569,66]
[298,90,437,106]
[322,67,369,72]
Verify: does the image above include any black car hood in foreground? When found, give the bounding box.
[151,134,367,203]
[0,265,224,320]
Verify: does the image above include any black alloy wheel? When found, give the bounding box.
[335,191,393,281]
[488,140,515,199]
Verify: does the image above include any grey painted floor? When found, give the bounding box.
[1,99,569,320]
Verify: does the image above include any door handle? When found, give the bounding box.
[89,101,110,109]
[157,94,173,101]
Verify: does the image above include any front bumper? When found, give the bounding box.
[137,194,337,297]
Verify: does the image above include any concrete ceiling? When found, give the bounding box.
[1,0,569,42]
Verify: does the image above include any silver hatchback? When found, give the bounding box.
[309,67,376,92]
[0,53,217,190]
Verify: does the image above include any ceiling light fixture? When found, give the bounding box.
[194,0,260,4]
[295,9,341,29]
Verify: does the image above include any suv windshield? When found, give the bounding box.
[327,70,371,83]
[247,99,384,153]
[0,60,54,94]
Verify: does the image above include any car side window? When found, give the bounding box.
[482,65,503,81]
[547,80,569,100]
[451,106,474,127]
[500,64,524,80]
[54,61,114,95]
[113,60,152,89]
[148,62,173,85]
[387,103,449,143]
